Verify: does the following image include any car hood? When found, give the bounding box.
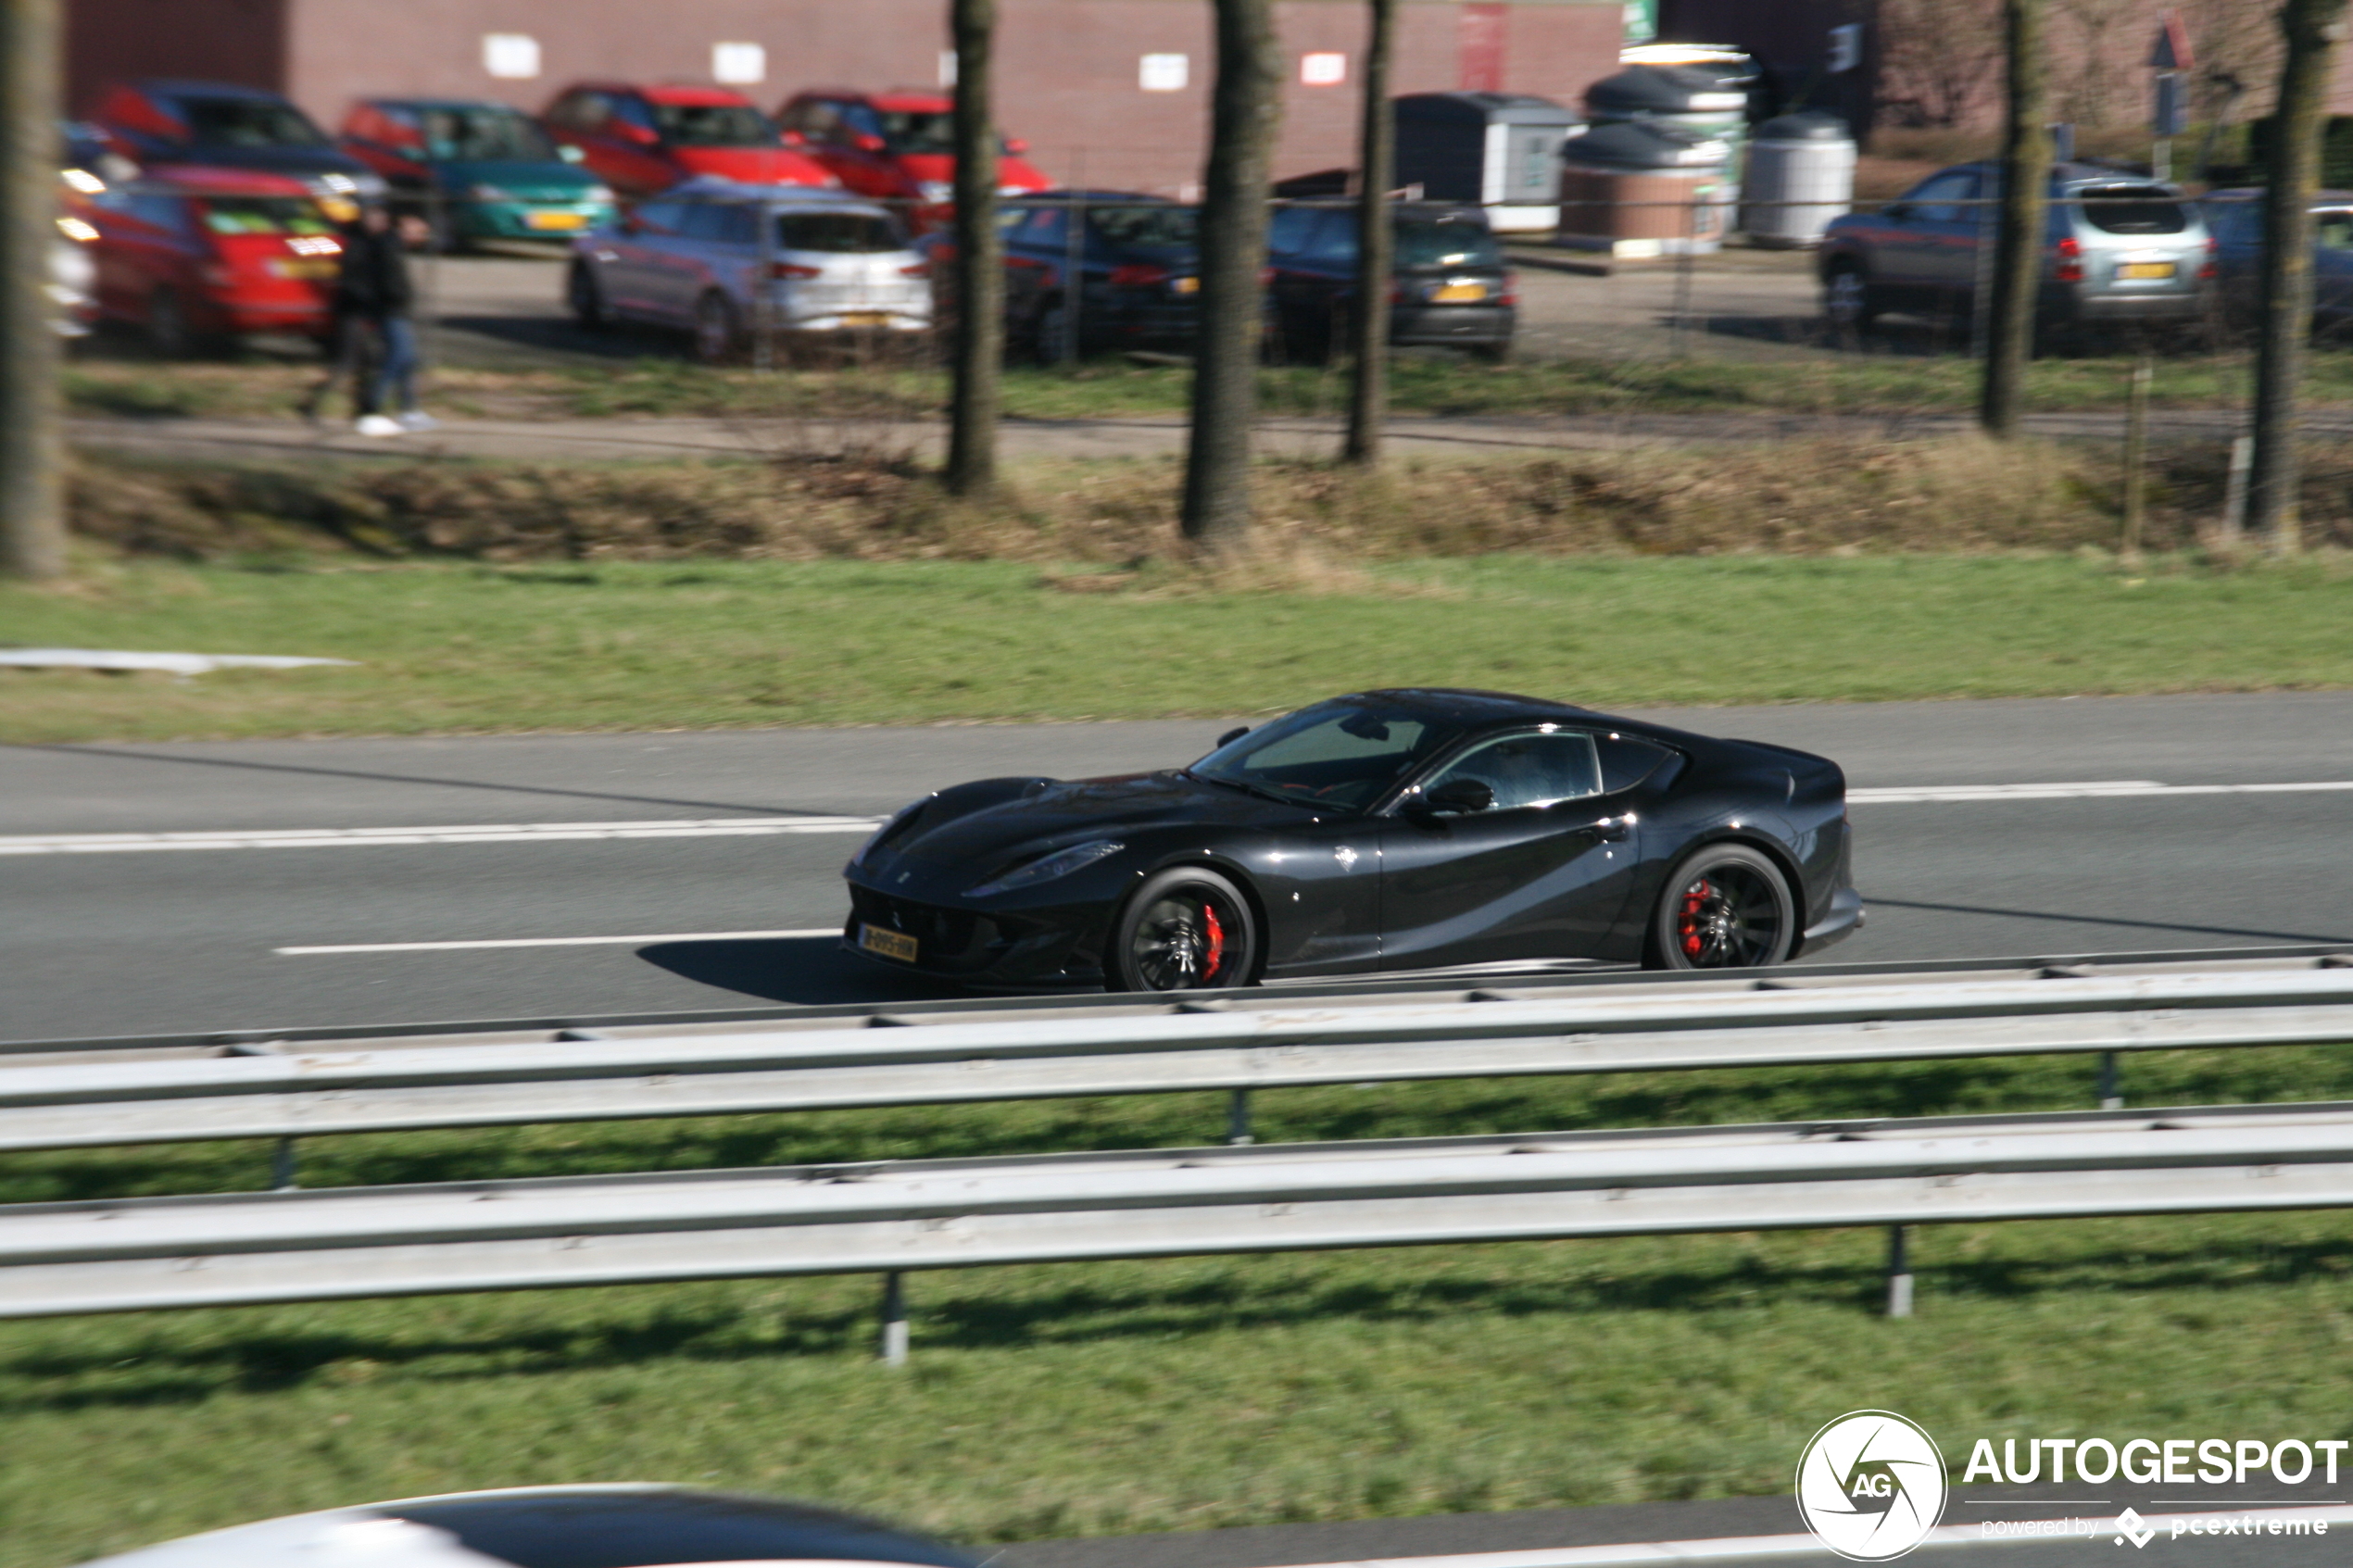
[890,771,1311,863]
[432,157,602,195]
[670,145,834,187]
[173,144,372,181]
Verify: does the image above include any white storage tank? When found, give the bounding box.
[1740,110,1856,248]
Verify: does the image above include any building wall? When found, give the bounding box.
[77,0,1623,192]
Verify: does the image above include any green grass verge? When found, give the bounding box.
[61,345,2353,424]
[5,552,2351,744]
[6,1047,2352,1565]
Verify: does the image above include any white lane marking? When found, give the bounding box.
[276,928,841,956]
[1263,1502,2353,1564]
[1852,780,2353,805]
[0,816,884,855]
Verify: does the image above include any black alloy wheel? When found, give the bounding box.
[693,290,740,364]
[567,262,610,329]
[1823,262,1877,334]
[1646,843,1795,970]
[1109,867,1258,992]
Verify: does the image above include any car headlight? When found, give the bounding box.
[317,172,358,194]
[584,184,616,203]
[965,840,1125,898]
[918,181,954,204]
[468,183,511,202]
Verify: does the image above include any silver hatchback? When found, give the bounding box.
[1819,161,2211,336]
[567,179,931,360]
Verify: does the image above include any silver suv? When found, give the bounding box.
[567,179,931,361]
[1819,161,2211,337]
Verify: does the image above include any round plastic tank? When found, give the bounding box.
[1740,111,1856,247]
[1555,119,1730,257]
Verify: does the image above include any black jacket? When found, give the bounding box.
[333,222,413,317]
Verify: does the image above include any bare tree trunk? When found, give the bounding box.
[2248,0,2348,551]
[1981,0,2050,438]
[1,0,65,580]
[1181,0,1283,546]
[1342,0,1396,467]
[945,0,1002,497]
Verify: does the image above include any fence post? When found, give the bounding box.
[271,1137,300,1191]
[1670,192,1696,358]
[878,1270,909,1366]
[2097,1050,2122,1110]
[1885,1224,1914,1319]
[2221,433,2253,542]
[1227,1087,1254,1146]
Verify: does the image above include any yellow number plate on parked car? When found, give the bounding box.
[839,310,892,327]
[525,210,591,231]
[271,257,337,280]
[860,923,918,962]
[1433,282,1488,303]
[2118,261,2176,280]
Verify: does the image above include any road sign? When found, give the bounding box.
[2149,13,2195,72]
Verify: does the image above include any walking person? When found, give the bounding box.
[308,201,435,435]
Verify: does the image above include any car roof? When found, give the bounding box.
[1348,687,1616,727]
[662,175,880,207]
[136,164,317,196]
[362,97,529,113]
[136,79,292,104]
[637,83,761,107]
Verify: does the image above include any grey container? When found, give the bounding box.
[1740,110,1856,247]
[1392,92,1583,233]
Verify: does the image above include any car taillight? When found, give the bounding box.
[769,262,821,280]
[899,261,930,278]
[2201,235,2219,281]
[1498,270,1518,307]
[1108,263,1169,288]
[2054,235,2083,283]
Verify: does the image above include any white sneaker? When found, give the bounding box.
[354,414,403,437]
[397,411,439,433]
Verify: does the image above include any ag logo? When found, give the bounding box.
[1795,1411,1948,1561]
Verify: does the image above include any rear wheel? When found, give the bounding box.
[1108,867,1258,992]
[1030,298,1071,365]
[692,290,740,364]
[1643,843,1795,971]
[567,262,611,330]
[1823,263,1877,334]
[146,287,192,357]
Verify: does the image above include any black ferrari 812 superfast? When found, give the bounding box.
[843,688,1861,991]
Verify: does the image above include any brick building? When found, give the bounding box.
[68,0,1628,194]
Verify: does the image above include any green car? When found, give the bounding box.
[338,97,616,249]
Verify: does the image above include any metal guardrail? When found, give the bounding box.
[6,1099,2352,1320]
[1,964,2349,1156]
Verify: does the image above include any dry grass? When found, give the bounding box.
[62,436,2353,579]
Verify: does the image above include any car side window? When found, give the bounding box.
[1423,731,1603,812]
[840,102,885,143]
[1266,205,1318,257]
[549,92,604,132]
[1019,206,1066,245]
[633,199,688,235]
[129,194,189,233]
[610,94,660,136]
[678,202,731,241]
[2318,210,2353,250]
[1304,210,1358,264]
[1595,732,1680,793]
[1902,169,1977,224]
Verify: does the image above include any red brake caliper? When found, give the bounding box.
[1202,904,1227,981]
[1680,880,1709,958]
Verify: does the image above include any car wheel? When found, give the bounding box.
[1108,866,1258,992]
[1643,843,1795,971]
[1823,263,1877,333]
[1469,339,1513,364]
[568,262,611,330]
[1031,299,1071,365]
[146,286,192,358]
[692,290,740,364]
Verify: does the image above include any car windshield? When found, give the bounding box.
[652,102,778,148]
[422,107,556,162]
[1189,700,1460,812]
[180,96,328,149]
[1395,216,1501,269]
[197,195,335,235]
[777,210,903,252]
[1088,205,1198,248]
[2073,184,2189,235]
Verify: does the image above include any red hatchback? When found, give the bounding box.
[540,83,835,200]
[775,90,1051,227]
[83,166,339,353]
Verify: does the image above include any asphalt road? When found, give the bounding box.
[6,693,2352,1044]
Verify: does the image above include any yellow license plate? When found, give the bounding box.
[1433,282,1488,303]
[1172,275,1200,295]
[840,310,891,326]
[271,257,337,280]
[2118,261,2176,280]
[860,923,918,962]
[525,210,591,231]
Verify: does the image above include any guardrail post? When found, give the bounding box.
[1227,1087,1254,1146]
[1885,1225,1913,1319]
[271,1137,299,1191]
[878,1271,909,1366]
[2097,1050,2122,1110]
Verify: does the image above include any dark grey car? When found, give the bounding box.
[1819,161,2211,336]
[2200,188,2353,336]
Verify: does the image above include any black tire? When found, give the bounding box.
[1106,866,1259,992]
[692,290,740,364]
[1643,842,1796,971]
[1469,338,1513,364]
[568,262,611,330]
[1030,298,1071,365]
[1822,262,1877,334]
[146,286,192,358]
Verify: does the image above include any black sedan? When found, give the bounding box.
[960,190,1203,362]
[1265,201,1516,362]
[844,689,1861,992]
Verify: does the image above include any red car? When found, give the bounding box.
[540,82,835,200]
[82,165,339,353]
[775,90,1051,226]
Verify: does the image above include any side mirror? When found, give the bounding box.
[1216,726,1250,747]
[1419,778,1494,816]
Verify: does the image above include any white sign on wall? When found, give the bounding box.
[482,33,541,80]
[712,42,766,84]
[1301,52,1347,86]
[939,49,958,87]
[1139,53,1189,92]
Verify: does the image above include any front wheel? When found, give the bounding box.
[1823,263,1877,334]
[1643,843,1795,971]
[692,290,740,364]
[567,262,611,330]
[1107,867,1258,992]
